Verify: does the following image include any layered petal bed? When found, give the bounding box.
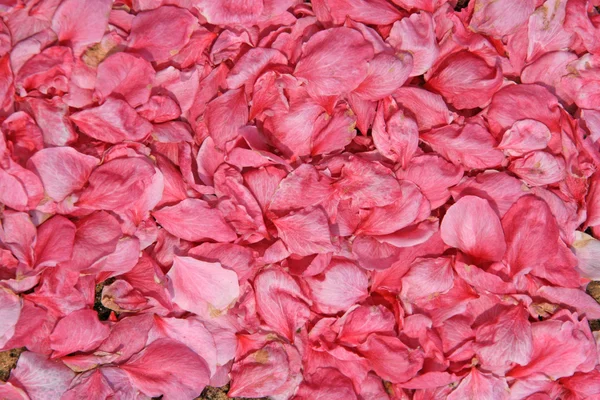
[2,0,600,399]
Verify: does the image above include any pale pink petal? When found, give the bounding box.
[400,257,454,303]
[572,231,600,280]
[294,27,374,96]
[269,164,333,213]
[226,48,288,90]
[508,151,566,187]
[121,338,210,399]
[537,286,600,319]
[27,147,98,202]
[153,199,237,242]
[9,352,75,400]
[273,207,334,256]
[388,11,439,76]
[306,259,368,314]
[441,196,506,262]
[321,0,402,25]
[25,96,77,147]
[528,0,575,62]
[0,288,21,348]
[168,255,240,316]
[497,119,552,156]
[470,0,536,37]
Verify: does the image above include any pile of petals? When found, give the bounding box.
[4,0,600,399]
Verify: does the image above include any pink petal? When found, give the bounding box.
[95,53,156,107]
[49,309,110,358]
[27,147,98,202]
[25,96,77,147]
[353,53,414,101]
[273,206,334,256]
[572,231,600,280]
[226,48,287,90]
[372,106,419,167]
[335,305,397,347]
[205,87,248,149]
[34,216,76,269]
[537,286,600,319]
[294,27,374,96]
[400,257,454,302]
[497,119,552,156]
[447,368,509,400]
[153,199,237,242]
[508,151,566,187]
[358,334,424,383]
[127,6,197,63]
[322,0,402,25]
[168,255,240,316]
[294,367,358,400]
[62,370,114,400]
[121,338,210,399]
[441,196,506,262]
[253,268,311,341]
[0,288,21,348]
[9,352,75,400]
[70,97,153,143]
[306,259,368,314]
[388,11,439,76]
[269,164,332,213]
[470,0,536,37]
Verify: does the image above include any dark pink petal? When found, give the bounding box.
[269,164,333,213]
[27,147,98,202]
[62,370,114,400]
[226,48,288,90]
[306,259,368,314]
[49,309,110,358]
[34,216,76,269]
[153,199,237,242]
[358,334,424,383]
[95,53,156,107]
[335,305,396,347]
[393,87,453,131]
[447,368,509,400]
[205,87,248,149]
[51,0,112,56]
[254,268,311,341]
[168,255,240,317]
[388,12,439,76]
[372,106,419,167]
[294,367,357,400]
[294,27,374,96]
[273,207,334,256]
[70,97,153,143]
[127,6,197,63]
[441,196,506,262]
[121,338,210,399]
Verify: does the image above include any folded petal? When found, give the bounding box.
[372,106,419,167]
[388,11,439,76]
[441,196,506,262]
[95,53,155,107]
[572,231,600,280]
[70,97,153,143]
[358,334,424,383]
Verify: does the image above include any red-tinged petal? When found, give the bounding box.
[61,211,121,272]
[229,342,291,398]
[335,305,397,347]
[470,0,536,37]
[294,27,374,96]
[127,6,197,63]
[508,151,566,187]
[49,309,110,358]
[95,53,155,108]
[254,268,311,341]
[454,261,514,295]
[393,87,453,131]
[358,334,424,383]
[16,46,72,96]
[153,199,236,242]
[0,211,36,267]
[195,0,263,26]
[537,286,600,319]
[441,196,506,262]
[572,231,600,280]
[0,382,28,400]
[487,84,561,139]
[306,259,368,314]
[353,53,413,101]
[8,352,75,400]
[294,367,358,400]
[168,256,240,316]
[273,207,334,256]
[528,0,575,62]
[372,106,419,167]
[70,97,153,143]
[360,372,390,400]
[97,314,154,364]
[311,102,357,155]
[497,119,552,156]
[426,51,502,109]
[322,0,402,25]
[25,96,77,147]
[51,0,111,56]
[397,154,463,209]
[101,280,147,312]
[508,318,597,380]
[27,147,98,202]
[62,370,114,400]
[475,304,533,372]
[447,368,509,400]
[0,288,21,348]
[189,242,257,284]
[269,164,333,212]
[388,12,439,76]
[422,122,504,170]
[34,216,76,269]
[400,257,454,303]
[205,87,248,150]
[137,95,181,123]
[121,338,210,400]
[226,48,287,90]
